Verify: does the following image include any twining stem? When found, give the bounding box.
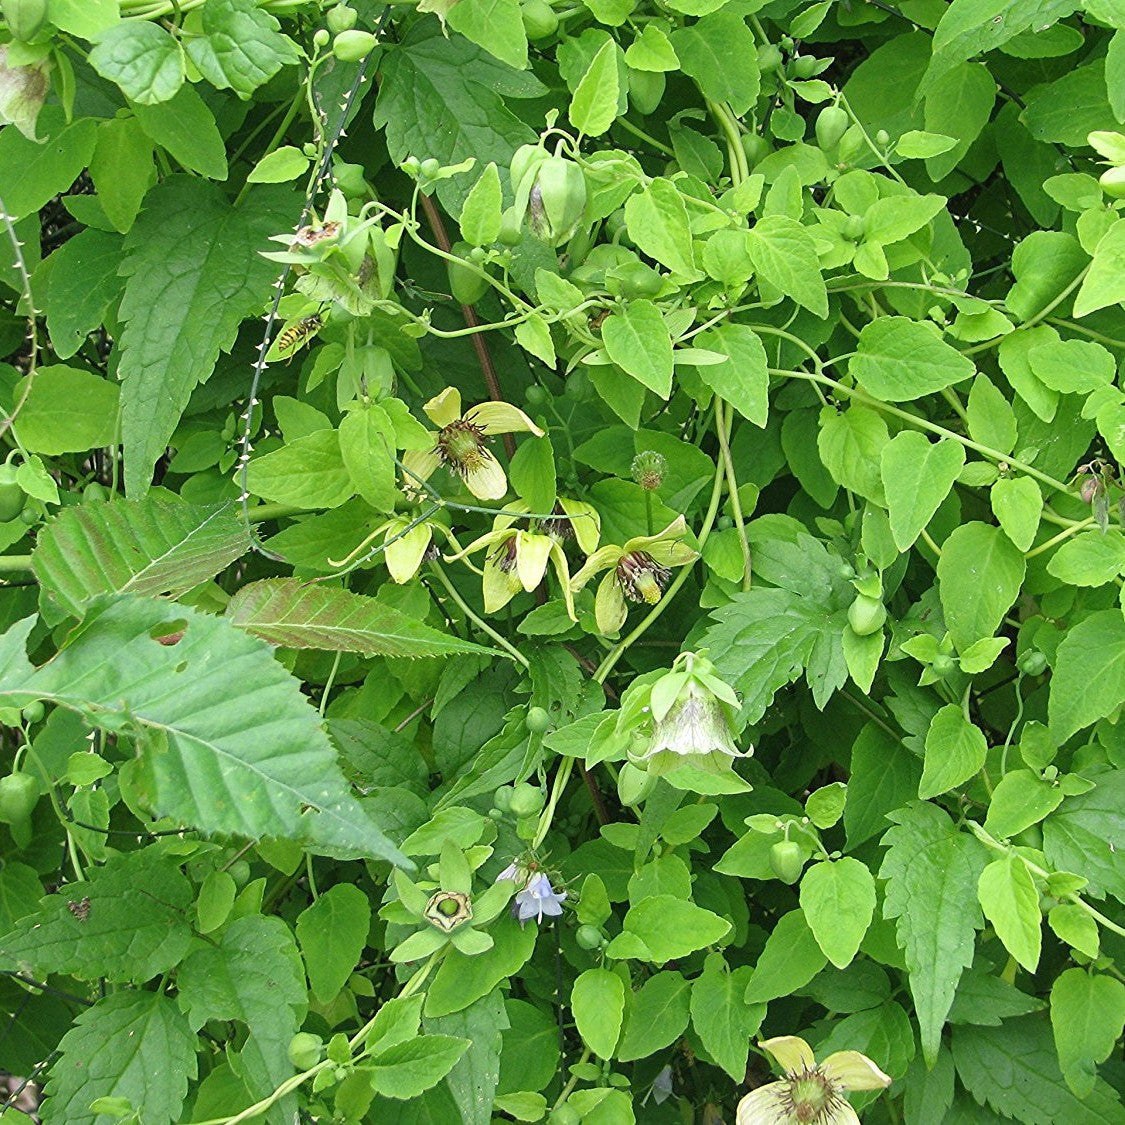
[715,401,752,591]
[428,563,531,670]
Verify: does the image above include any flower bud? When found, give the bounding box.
[617,762,656,806]
[524,157,588,246]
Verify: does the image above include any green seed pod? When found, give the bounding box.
[842,214,866,241]
[419,157,441,179]
[1017,649,1048,676]
[326,3,357,32]
[332,28,378,61]
[493,785,514,813]
[605,260,664,300]
[525,384,549,407]
[521,0,558,40]
[21,700,44,724]
[791,55,818,78]
[627,68,665,116]
[526,705,552,734]
[617,762,656,807]
[2,0,48,42]
[0,465,25,522]
[447,244,490,305]
[0,772,38,825]
[769,840,804,884]
[287,1032,323,1070]
[875,128,891,147]
[509,782,546,818]
[815,105,849,152]
[740,133,771,167]
[312,27,330,49]
[575,924,604,950]
[847,593,887,637]
[526,157,588,247]
[1100,166,1125,199]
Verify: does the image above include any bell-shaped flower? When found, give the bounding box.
[514,872,567,924]
[0,47,49,140]
[446,508,575,618]
[736,1036,891,1125]
[570,517,697,635]
[401,386,543,501]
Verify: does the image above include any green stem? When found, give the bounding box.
[715,401,751,591]
[428,564,530,670]
[1024,516,1096,559]
[614,116,675,157]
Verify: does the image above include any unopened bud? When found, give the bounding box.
[631,450,667,492]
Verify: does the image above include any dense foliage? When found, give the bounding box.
[3,0,1125,1122]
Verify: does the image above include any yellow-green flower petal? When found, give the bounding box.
[761,1036,816,1075]
[571,544,625,591]
[735,1083,789,1125]
[515,530,553,591]
[482,553,523,612]
[383,520,432,584]
[464,453,508,500]
[557,496,601,554]
[401,446,440,494]
[468,401,545,436]
[624,515,688,554]
[423,386,463,428]
[595,573,628,635]
[548,542,577,621]
[820,1051,892,1092]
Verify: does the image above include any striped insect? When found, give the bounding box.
[272,312,324,360]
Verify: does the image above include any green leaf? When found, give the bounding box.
[617,971,691,1061]
[693,324,769,426]
[1043,770,1125,901]
[570,39,620,137]
[176,915,306,1109]
[983,770,1064,840]
[296,884,371,1004]
[880,432,964,550]
[460,162,503,246]
[89,116,154,232]
[622,178,699,278]
[966,374,1017,454]
[1048,904,1099,960]
[0,109,96,220]
[1047,531,1125,587]
[0,850,192,983]
[1074,218,1125,318]
[42,227,125,359]
[922,62,996,180]
[1049,610,1125,742]
[246,145,309,184]
[13,364,118,455]
[844,722,923,848]
[509,433,556,514]
[799,857,876,970]
[896,130,958,158]
[425,914,537,1017]
[937,522,1025,652]
[920,704,988,799]
[669,12,759,116]
[118,178,292,496]
[339,404,399,512]
[48,0,120,37]
[132,84,228,179]
[746,215,828,317]
[88,22,185,104]
[977,854,1041,972]
[246,429,354,509]
[990,476,1042,552]
[864,193,947,245]
[226,579,492,659]
[0,597,409,865]
[447,0,528,71]
[609,895,730,962]
[952,1016,1125,1125]
[817,404,888,504]
[880,803,986,1065]
[371,1035,472,1099]
[185,0,300,97]
[602,299,673,398]
[851,317,975,401]
[374,24,543,213]
[744,909,827,1004]
[1026,338,1115,393]
[44,992,197,1125]
[425,989,508,1125]
[689,954,762,1081]
[31,496,250,619]
[572,967,625,1058]
[1050,969,1125,1098]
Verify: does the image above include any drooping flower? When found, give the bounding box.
[514,872,567,924]
[445,506,575,618]
[736,1036,891,1125]
[401,387,544,501]
[0,46,49,140]
[570,517,697,635]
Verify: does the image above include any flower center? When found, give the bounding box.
[437,418,491,477]
[616,551,672,604]
[437,897,461,917]
[781,1069,844,1125]
[491,537,519,574]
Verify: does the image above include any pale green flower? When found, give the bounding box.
[401,386,543,501]
[737,1036,891,1125]
[570,517,697,635]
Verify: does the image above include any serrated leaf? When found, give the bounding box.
[569,39,620,137]
[880,432,964,551]
[1048,610,1125,743]
[690,954,762,1081]
[226,579,492,658]
[851,317,975,401]
[0,596,408,865]
[185,0,300,98]
[693,323,769,426]
[602,299,673,397]
[371,1035,472,1099]
[1050,969,1125,1098]
[32,496,250,618]
[89,22,184,105]
[117,178,294,496]
[43,991,197,1125]
[1042,770,1125,902]
[880,803,986,1065]
[746,215,828,318]
[0,850,192,983]
[977,854,1041,972]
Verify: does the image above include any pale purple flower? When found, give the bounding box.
[514,872,566,924]
[496,862,524,883]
